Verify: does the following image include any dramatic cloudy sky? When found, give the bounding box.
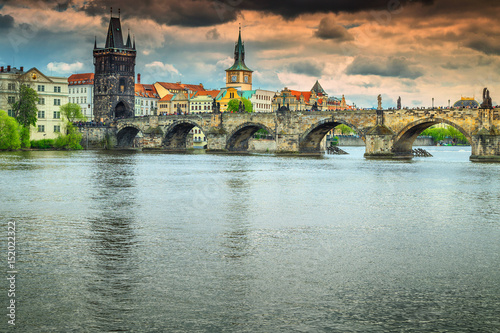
[1,0,499,107]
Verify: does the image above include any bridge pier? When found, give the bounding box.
[206,132,227,152]
[363,125,407,160]
[276,134,300,154]
[470,131,500,162]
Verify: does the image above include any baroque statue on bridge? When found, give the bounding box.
[238,101,245,113]
[397,96,401,110]
[377,94,382,110]
[481,87,493,109]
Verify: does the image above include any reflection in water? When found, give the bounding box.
[85,151,140,331]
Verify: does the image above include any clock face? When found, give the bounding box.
[231,75,237,82]
[244,76,249,83]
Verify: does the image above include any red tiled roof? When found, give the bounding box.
[290,90,312,102]
[160,94,174,102]
[194,90,220,98]
[135,83,159,98]
[68,73,94,85]
[157,82,184,91]
[157,82,205,92]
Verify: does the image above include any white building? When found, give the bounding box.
[0,66,68,140]
[134,81,160,116]
[68,73,94,119]
[241,89,276,112]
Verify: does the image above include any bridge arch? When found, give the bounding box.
[226,122,275,152]
[393,117,471,153]
[163,120,206,150]
[116,124,142,147]
[300,119,362,153]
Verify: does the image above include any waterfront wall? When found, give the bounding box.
[335,136,435,146]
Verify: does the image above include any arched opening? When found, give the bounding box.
[300,120,360,154]
[226,123,275,152]
[114,101,130,120]
[117,126,141,147]
[163,121,207,150]
[393,118,471,156]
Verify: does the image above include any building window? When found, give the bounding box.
[7,96,15,104]
[54,125,61,133]
[7,110,13,117]
[37,85,45,92]
[77,97,79,104]
[54,99,61,106]
[38,97,45,105]
[38,111,45,118]
[38,125,45,132]
[54,86,61,93]
[53,111,60,119]
[7,83,16,90]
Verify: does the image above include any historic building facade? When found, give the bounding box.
[68,73,94,119]
[93,12,136,122]
[272,81,328,112]
[225,27,253,91]
[0,66,67,140]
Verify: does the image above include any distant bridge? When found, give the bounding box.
[82,108,500,161]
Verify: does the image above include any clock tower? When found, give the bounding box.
[225,26,253,91]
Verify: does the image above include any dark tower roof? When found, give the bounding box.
[311,80,326,95]
[105,17,125,49]
[226,26,252,72]
[126,30,132,48]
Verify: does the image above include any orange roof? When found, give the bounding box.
[157,82,205,92]
[194,90,220,98]
[290,90,312,102]
[160,94,174,102]
[157,82,184,91]
[135,84,159,98]
[68,73,94,85]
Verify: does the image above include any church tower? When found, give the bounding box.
[225,26,253,91]
[93,9,136,122]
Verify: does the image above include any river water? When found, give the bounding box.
[1,146,500,332]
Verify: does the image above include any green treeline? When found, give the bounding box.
[420,126,468,144]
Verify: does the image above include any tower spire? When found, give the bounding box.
[126,29,132,48]
[94,36,97,49]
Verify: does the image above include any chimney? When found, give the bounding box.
[20,66,23,72]
[7,65,11,72]
[137,73,141,84]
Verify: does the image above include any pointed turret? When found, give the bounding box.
[133,35,136,50]
[105,12,125,49]
[126,29,132,48]
[226,25,252,72]
[94,36,97,49]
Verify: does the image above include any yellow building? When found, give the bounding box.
[218,88,242,112]
[0,66,67,140]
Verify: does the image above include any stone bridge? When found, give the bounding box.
[97,108,500,161]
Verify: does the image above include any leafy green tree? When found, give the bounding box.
[226,98,253,113]
[60,103,86,123]
[11,85,38,147]
[0,110,21,150]
[335,124,356,135]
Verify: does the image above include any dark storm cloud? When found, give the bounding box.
[286,60,325,77]
[1,0,436,27]
[465,39,500,56]
[346,56,424,79]
[314,17,353,41]
[206,28,220,40]
[0,14,14,29]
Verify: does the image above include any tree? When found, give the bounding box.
[226,98,253,113]
[12,84,38,128]
[0,110,21,150]
[60,103,86,123]
[11,84,38,148]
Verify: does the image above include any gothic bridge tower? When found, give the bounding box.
[93,9,136,122]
